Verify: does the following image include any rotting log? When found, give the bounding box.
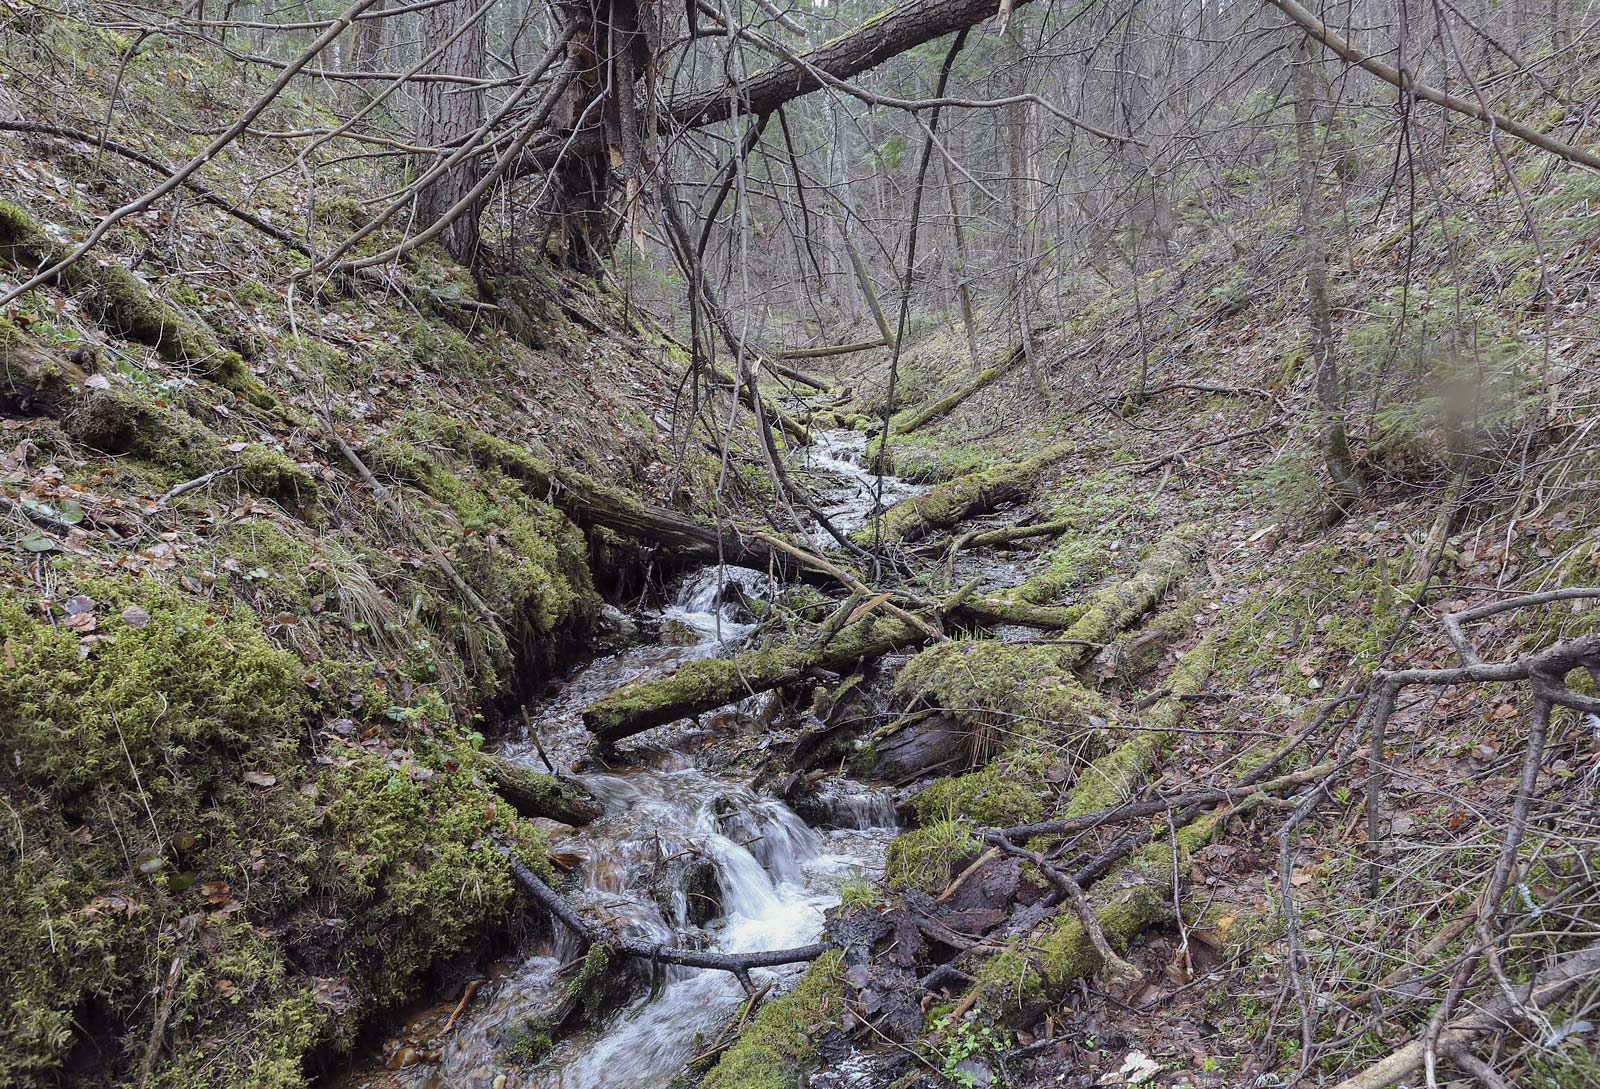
[481,756,603,826]
[360,419,839,586]
[966,807,1226,1021]
[950,596,1088,631]
[584,526,1197,747]
[863,444,1069,545]
[892,345,1023,435]
[582,615,925,746]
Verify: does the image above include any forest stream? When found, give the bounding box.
[332,429,922,1089]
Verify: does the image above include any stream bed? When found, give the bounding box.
[331,430,917,1089]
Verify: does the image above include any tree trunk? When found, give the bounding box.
[1291,35,1364,521]
[416,0,486,263]
[344,0,388,121]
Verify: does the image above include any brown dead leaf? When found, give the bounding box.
[243,770,277,788]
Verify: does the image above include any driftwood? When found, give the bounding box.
[500,846,828,992]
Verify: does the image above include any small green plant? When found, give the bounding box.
[837,874,879,909]
[928,1021,1008,1088]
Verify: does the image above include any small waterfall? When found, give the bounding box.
[807,779,901,830]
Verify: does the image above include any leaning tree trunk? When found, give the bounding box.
[416,0,487,263]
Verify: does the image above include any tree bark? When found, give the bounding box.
[416,0,487,262]
[1291,35,1364,521]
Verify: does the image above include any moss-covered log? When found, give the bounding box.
[481,756,603,826]
[1050,527,1200,667]
[861,444,1068,545]
[1062,636,1216,817]
[698,950,846,1089]
[891,344,1022,435]
[951,595,1088,630]
[970,807,1228,1022]
[367,414,840,586]
[582,616,924,745]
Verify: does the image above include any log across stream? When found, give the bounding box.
[327,431,921,1089]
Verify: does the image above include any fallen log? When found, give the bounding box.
[586,526,1197,747]
[861,444,1070,545]
[891,345,1023,435]
[950,595,1088,631]
[582,615,925,746]
[366,417,840,586]
[1060,636,1217,818]
[966,806,1229,1021]
[779,339,883,361]
[481,756,603,826]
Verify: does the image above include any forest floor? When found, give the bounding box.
[4,18,1600,1089]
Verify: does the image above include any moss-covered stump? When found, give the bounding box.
[698,950,846,1089]
[0,199,272,406]
[857,444,1068,545]
[482,756,603,826]
[583,615,926,746]
[970,808,1229,1023]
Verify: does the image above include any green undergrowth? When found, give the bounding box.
[0,199,272,406]
[973,809,1229,1021]
[1216,543,1408,696]
[1002,470,1146,605]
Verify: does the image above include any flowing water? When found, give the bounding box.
[334,430,915,1089]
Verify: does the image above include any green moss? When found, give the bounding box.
[699,950,845,1089]
[239,443,316,500]
[896,640,1113,744]
[65,386,220,476]
[1064,637,1216,817]
[0,199,272,406]
[884,818,978,891]
[366,433,597,644]
[859,444,1068,545]
[911,764,1043,827]
[0,570,557,1086]
[974,808,1227,1021]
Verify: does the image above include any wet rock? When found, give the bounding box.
[658,617,704,646]
[789,776,900,830]
[591,603,639,652]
